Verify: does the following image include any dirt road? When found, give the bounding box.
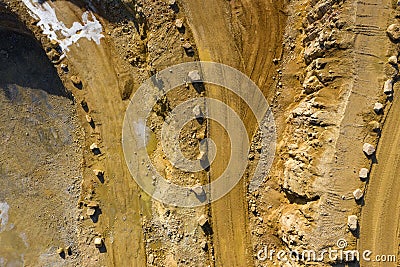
[355,1,400,266]
[182,1,285,266]
[45,1,146,265]
[359,90,400,266]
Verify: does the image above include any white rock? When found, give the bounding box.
[388,56,398,65]
[197,215,208,227]
[85,114,93,123]
[94,237,103,248]
[90,143,98,150]
[383,79,393,95]
[353,188,363,200]
[347,215,358,231]
[363,143,376,156]
[387,24,400,41]
[192,185,205,196]
[359,168,369,179]
[192,105,202,118]
[86,208,96,216]
[175,19,183,29]
[373,102,384,113]
[188,70,201,82]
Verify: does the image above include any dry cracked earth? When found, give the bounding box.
[0,0,399,266]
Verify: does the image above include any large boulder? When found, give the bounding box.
[363,143,376,156]
[387,24,400,41]
[188,70,201,82]
[373,102,384,114]
[353,188,364,201]
[359,168,369,180]
[383,79,393,95]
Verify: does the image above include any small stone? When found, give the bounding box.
[387,24,400,41]
[85,114,93,123]
[188,70,201,82]
[353,188,364,200]
[383,79,393,95]
[388,56,398,65]
[347,215,358,231]
[363,143,376,156]
[168,0,176,6]
[94,237,103,248]
[65,246,72,255]
[193,105,202,118]
[373,102,384,114]
[86,208,96,216]
[175,19,183,29]
[70,75,82,87]
[182,42,192,50]
[368,121,380,132]
[197,215,208,227]
[359,168,369,180]
[90,143,98,151]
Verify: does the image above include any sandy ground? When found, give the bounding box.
[1,0,400,266]
[181,1,285,266]
[357,1,400,265]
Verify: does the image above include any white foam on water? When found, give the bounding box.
[21,0,104,54]
[0,202,10,233]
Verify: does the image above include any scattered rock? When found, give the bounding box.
[383,79,393,95]
[359,168,369,180]
[368,121,380,132]
[90,143,98,151]
[347,215,358,231]
[363,143,376,156]
[192,105,202,118]
[86,208,96,216]
[303,75,324,94]
[182,42,192,50]
[304,42,323,65]
[175,19,183,29]
[85,114,93,123]
[373,102,384,114]
[191,185,205,196]
[387,24,400,42]
[70,75,82,88]
[94,237,103,248]
[353,188,363,200]
[197,215,208,227]
[388,56,398,65]
[188,70,201,82]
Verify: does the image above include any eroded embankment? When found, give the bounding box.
[0,5,83,266]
